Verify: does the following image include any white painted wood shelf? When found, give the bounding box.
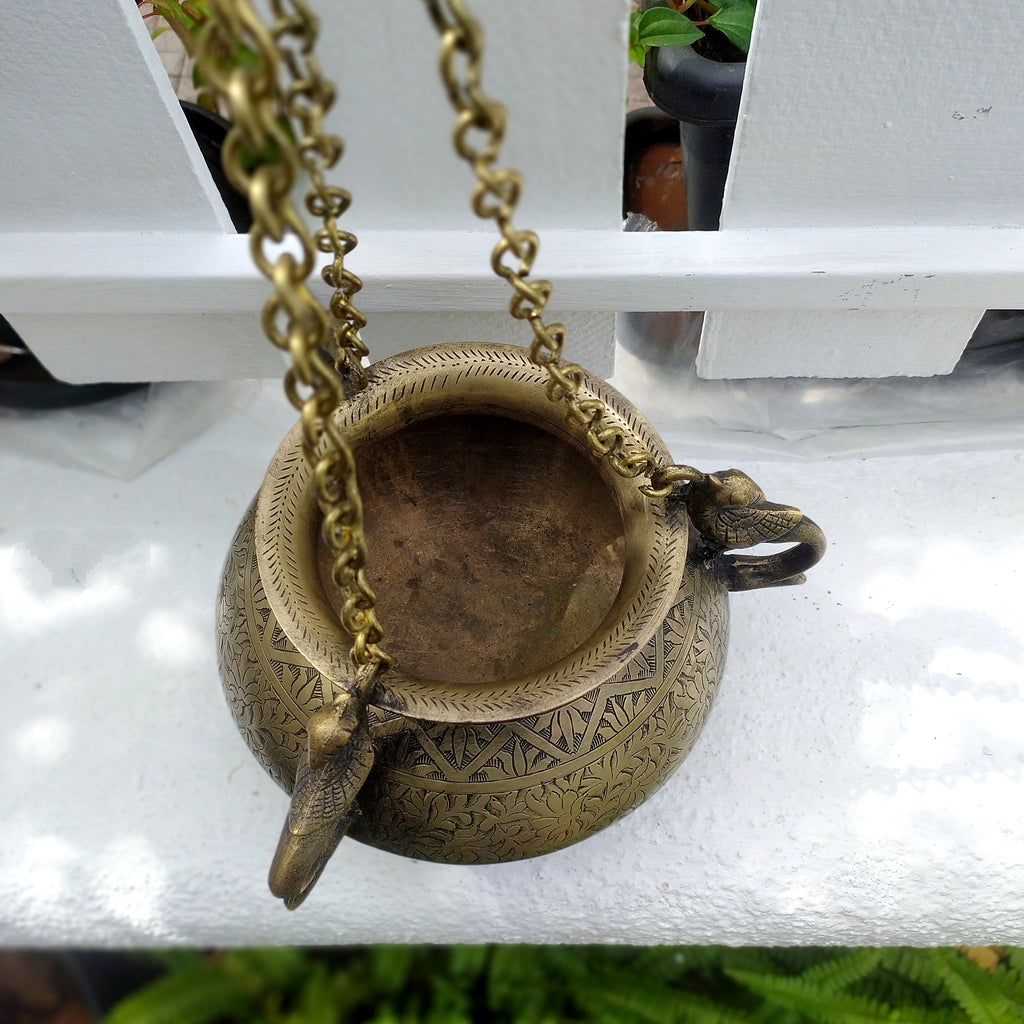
[4,227,1021,383]
[2,374,1022,946]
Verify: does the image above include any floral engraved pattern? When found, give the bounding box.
[219,504,730,864]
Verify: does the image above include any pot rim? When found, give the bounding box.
[255,343,689,724]
[643,43,745,127]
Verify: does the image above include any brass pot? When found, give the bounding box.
[217,344,823,887]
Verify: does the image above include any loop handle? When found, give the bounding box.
[673,467,827,592]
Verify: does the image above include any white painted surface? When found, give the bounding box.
[0,0,231,233]
[700,0,1024,378]
[4,227,1022,381]
[2,0,631,381]
[2,0,1020,379]
[723,3,1024,230]
[1,380,1022,946]
[697,309,986,379]
[5,229,1023,315]
[323,0,630,233]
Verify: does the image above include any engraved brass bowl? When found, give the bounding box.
[218,343,824,877]
[218,343,734,863]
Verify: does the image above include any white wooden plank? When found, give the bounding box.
[9,310,615,384]
[697,309,986,379]
[722,0,1024,230]
[7,225,1019,381]
[4,392,1024,945]
[698,0,1024,378]
[1,0,231,233]
[2,229,1021,314]
[318,0,630,232]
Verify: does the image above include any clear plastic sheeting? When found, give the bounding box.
[0,380,259,479]
[614,318,1024,463]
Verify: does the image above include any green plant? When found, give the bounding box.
[137,0,259,112]
[106,945,1024,1024]
[630,1,757,65]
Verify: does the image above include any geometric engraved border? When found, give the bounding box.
[219,500,730,863]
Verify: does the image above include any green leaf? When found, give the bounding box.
[148,1,191,28]
[879,947,949,999]
[931,949,1024,1024]
[799,949,884,993]
[106,960,253,1024]
[708,0,756,53]
[726,967,936,1024]
[573,983,731,1024]
[992,957,1024,1005]
[447,944,490,983]
[370,945,419,992]
[636,7,704,50]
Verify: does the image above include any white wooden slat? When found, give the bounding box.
[3,0,1020,380]
[2,228,1021,312]
[319,0,631,233]
[698,0,1024,378]
[697,309,987,379]
[722,2,1024,231]
[8,310,617,384]
[1,0,231,233]
[6,226,1021,381]
[2,0,632,382]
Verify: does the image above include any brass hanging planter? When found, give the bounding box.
[203,0,825,908]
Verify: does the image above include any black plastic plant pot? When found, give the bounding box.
[179,100,253,234]
[643,44,745,231]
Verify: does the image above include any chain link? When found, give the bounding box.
[198,0,388,676]
[423,0,681,498]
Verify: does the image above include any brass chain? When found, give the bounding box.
[197,0,388,676]
[423,0,683,499]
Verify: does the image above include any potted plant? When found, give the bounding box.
[630,0,754,230]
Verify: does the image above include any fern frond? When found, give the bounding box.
[992,959,1024,1006]
[761,947,839,974]
[105,960,252,1024]
[879,948,950,999]
[447,944,490,984]
[860,965,944,1012]
[145,949,205,973]
[370,945,419,992]
[930,949,1024,1024]
[799,949,884,993]
[621,946,691,984]
[221,947,309,991]
[750,1004,806,1024]
[487,944,560,1018]
[288,962,337,1024]
[727,967,938,1024]
[715,947,792,977]
[573,979,752,1024]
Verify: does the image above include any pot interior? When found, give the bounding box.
[317,412,626,686]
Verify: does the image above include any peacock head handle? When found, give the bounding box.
[268,693,375,910]
[676,468,826,592]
